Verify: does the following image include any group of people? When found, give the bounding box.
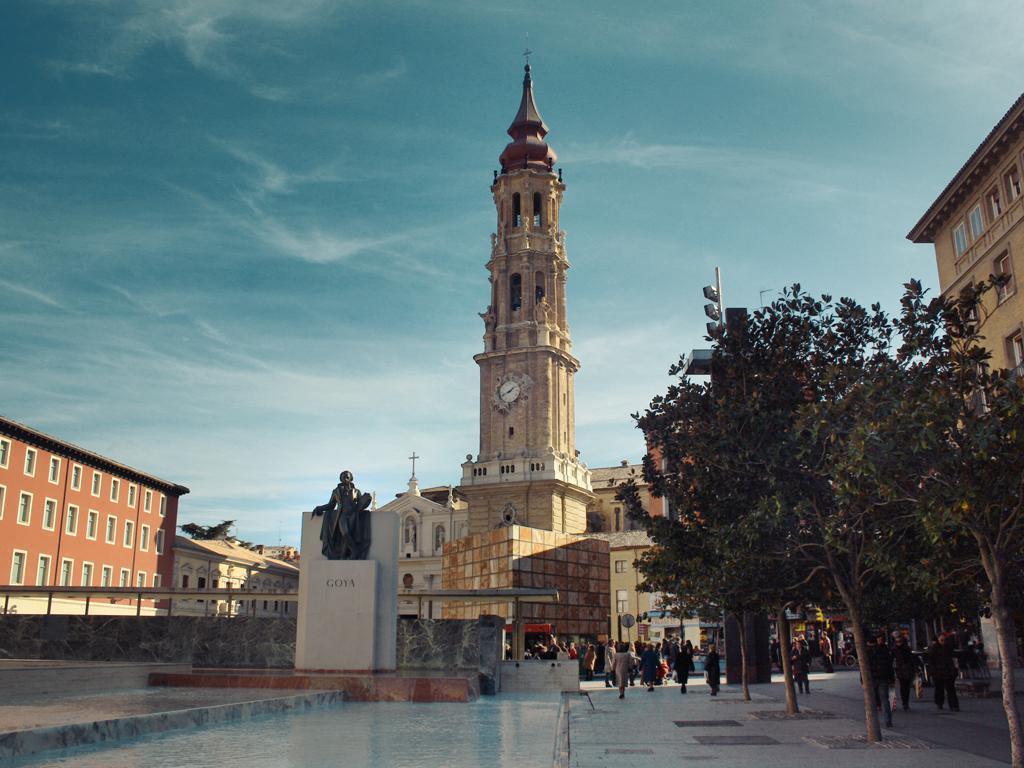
[868,630,961,727]
[596,637,721,699]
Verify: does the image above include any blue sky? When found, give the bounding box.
[3,1,1023,546]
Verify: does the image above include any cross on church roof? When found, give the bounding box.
[408,451,420,480]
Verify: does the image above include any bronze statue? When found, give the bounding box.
[312,470,372,560]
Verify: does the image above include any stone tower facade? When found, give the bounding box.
[459,65,593,534]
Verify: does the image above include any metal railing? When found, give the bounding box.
[0,586,297,617]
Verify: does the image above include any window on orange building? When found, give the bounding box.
[140,524,150,551]
[159,495,166,517]
[153,573,161,588]
[48,457,60,484]
[42,499,56,531]
[91,472,101,497]
[137,571,146,587]
[66,505,78,535]
[0,439,9,468]
[123,520,134,548]
[110,479,120,503]
[155,529,165,554]
[24,448,36,477]
[128,484,137,507]
[105,515,116,544]
[36,555,51,586]
[144,490,152,512]
[71,464,82,490]
[59,558,73,586]
[10,551,26,585]
[0,485,6,521]
[119,569,130,587]
[100,566,112,587]
[86,510,98,540]
[81,562,93,587]
[17,492,31,525]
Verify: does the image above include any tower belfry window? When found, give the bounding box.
[510,273,522,311]
[513,194,521,227]
[533,193,542,227]
[535,271,545,305]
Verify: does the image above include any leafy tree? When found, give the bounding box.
[628,286,945,741]
[178,520,255,550]
[896,278,1024,766]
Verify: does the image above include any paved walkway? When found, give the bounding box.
[573,671,1017,766]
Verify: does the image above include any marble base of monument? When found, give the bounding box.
[295,559,377,672]
[294,506,398,673]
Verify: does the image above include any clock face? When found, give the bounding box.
[498,380,521,403]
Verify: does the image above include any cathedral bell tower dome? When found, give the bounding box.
[499,64,558,172]
[459,64,593,535]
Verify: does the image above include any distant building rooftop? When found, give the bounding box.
[586,530,653,550]
[174,536,300,575]
[590,462,643,488]
[1,414,189,496]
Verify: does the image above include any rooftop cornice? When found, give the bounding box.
[908,91,1024,244]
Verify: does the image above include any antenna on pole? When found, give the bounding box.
[523,33,532,65]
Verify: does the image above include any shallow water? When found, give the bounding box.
[20,694,562,768]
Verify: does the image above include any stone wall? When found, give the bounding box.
[0,615,504,684]
[0,615,297,668]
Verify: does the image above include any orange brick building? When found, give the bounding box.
[0,416,188,612]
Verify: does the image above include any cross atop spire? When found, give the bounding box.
[408,451,420,480]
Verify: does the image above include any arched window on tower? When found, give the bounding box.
[535,271,545,306]
[513,193,521,227]
[533,192,542,227]
[510,273,522,311]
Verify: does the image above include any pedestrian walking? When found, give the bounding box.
[628,641,639,686]
[770,638,781,672]
[929,632,960,712]
[704,644,721,696]
[613,642,638,700]
[893,635,916,711]
[641,642,660,691]
[604,640,616,688]
[791,640,810,694]
[868,633,895,728]
[677,640,695,694]
[819,631,834,673]
[583,644,596,681]
[568,642,579,660]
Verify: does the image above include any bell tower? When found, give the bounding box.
[459,64,593,534]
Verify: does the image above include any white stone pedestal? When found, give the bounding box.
[295,506,398,672]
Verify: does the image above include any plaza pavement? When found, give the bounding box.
[572,670,1016,766]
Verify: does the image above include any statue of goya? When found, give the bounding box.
[312,470,372,560]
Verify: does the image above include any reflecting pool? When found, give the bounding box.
[16,693,562,768]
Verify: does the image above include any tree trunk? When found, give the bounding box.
[843,593,882,742]
[778,606,799,714]
[740,612,751,701]
[979,546,1024,768]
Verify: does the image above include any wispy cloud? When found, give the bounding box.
[44,59,122,79]
[565,134,848,202]
[0,279,64,309]
[211,138,346,196]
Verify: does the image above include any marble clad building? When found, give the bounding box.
[442,526,609,637]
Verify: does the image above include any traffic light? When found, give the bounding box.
[703,269,723,337]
